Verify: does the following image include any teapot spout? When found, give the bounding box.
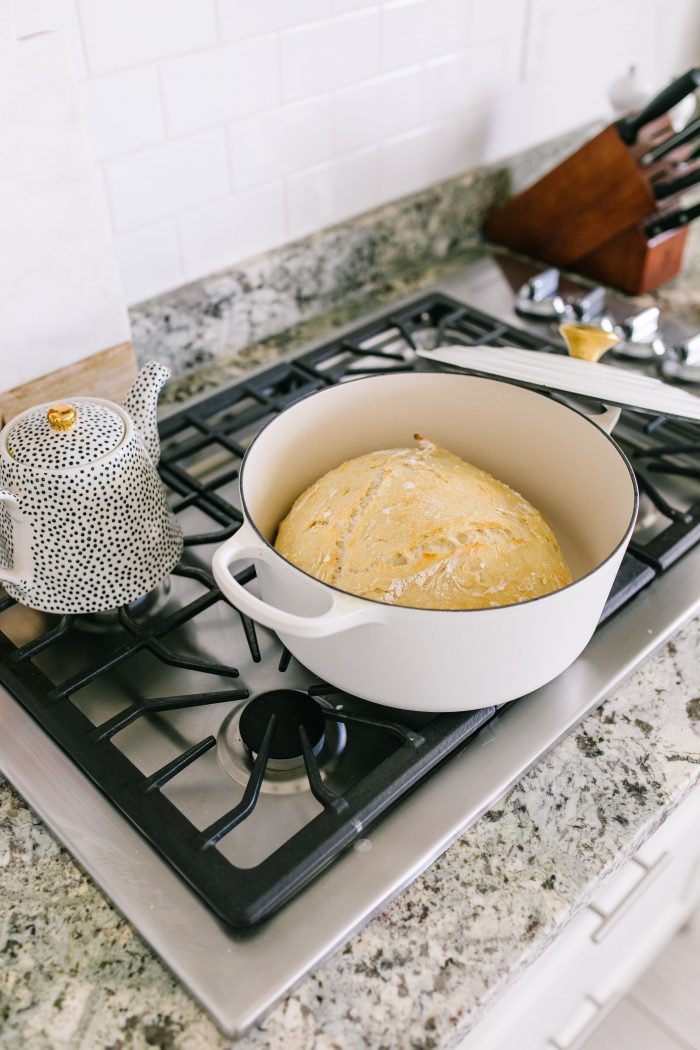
[123,361,171,465]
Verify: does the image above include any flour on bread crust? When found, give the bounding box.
[274,437,572,610]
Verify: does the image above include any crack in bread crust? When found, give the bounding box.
[330,463,390,586]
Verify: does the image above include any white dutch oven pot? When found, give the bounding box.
[212,372,638,712]
[0,362,183,615]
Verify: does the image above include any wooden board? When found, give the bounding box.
[0,342,137,426]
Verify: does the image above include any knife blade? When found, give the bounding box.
[642,113,700,165]
[646,199,700,237]
[618,68,700,145]
[646,147,698,182]
[654,165,700,198]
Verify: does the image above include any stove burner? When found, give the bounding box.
[659,350,700,384]
[74,578,173,633]
[240,689,325,765]
[612,337,665,362]
[218,692,347,795]
[635,490,664,536]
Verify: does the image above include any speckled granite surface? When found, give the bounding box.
[158,223,700,410]
[1,621,699,1049]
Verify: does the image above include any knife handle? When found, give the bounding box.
[618,68,700,145]
[646,199,700,237]
[654,165,700,199]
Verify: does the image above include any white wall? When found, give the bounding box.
[14,0,700,305]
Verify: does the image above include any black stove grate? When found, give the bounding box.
[1,291,698,926]
[0,561,493,925]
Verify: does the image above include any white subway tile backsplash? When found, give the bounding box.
[478,77,603,166]
[332,0,377,10]
[77,0,217,75]
[178,183,286,281]
[229,96,333,191]
[13,0,87,77]
[380,118,481,202]
[218,0,331,40]
[27,0,689,304]
[424,47,503,122]
[381,0,434,72]
[427,0,471,50]
[333,67,424,153]
[280,10,380,102]
[469,0,529,42]
[112,221,183,303]
[79,67,164,161]
[105,130,229,233]
[525,0,649,127]
[655,0,700,79]
[159,37,279,138]
[379,128,431,201]
[526,0,599,80]
[286,148,379,240]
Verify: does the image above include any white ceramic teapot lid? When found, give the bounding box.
[4,399,125,470]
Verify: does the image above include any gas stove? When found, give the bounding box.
[2,254,700,1037]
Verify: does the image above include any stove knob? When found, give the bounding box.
[619,306,661,344]
[573,285,607,322]
[678,333,700,366]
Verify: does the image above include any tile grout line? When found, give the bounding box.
[70,0,90,77]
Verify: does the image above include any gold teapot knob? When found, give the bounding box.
[47,404,77,432]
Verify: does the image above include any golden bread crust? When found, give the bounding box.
[274,438,572,610]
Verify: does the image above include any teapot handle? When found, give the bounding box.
[0,491,27,587]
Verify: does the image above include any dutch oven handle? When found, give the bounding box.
[594,405,621,434]
[212,522,384,639]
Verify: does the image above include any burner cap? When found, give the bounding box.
[239,690,325,761]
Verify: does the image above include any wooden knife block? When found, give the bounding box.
[572,224,689,295]
[483,119,690,292]
[483,123,658,268]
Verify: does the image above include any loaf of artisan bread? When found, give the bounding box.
[274,437,571,610]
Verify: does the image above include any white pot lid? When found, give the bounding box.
[417,345,700,422]
[4,399,125,470]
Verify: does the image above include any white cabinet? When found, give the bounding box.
[458,784,700,1050]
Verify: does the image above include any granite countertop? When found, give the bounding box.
[156,221,700,410]
[2,242,700,1048]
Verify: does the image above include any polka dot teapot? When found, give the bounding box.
[0,362,183,614]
